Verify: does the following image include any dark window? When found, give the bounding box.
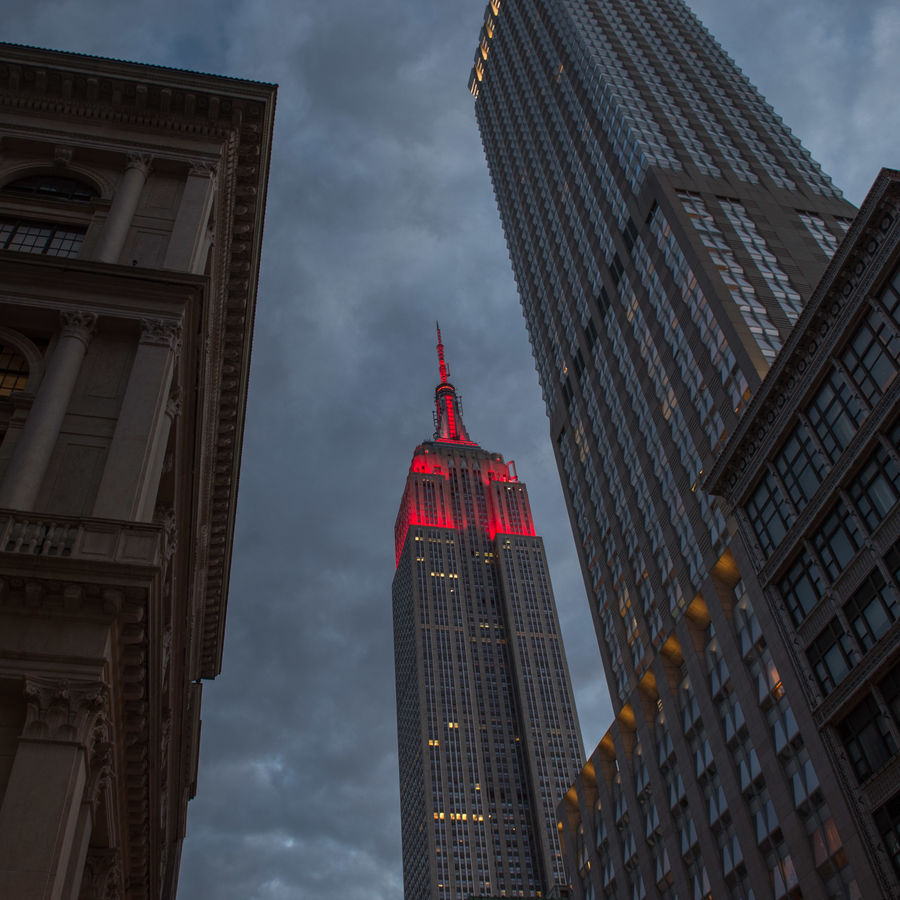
[805,369,865,463]
[847,442,900,532]
[779,550,825,625]
[811,500,863,580]
[0,219,85,258]
[878,662,900,727]
[746,472,793,556]
[774,422,828,507]
[0,343,29,396]
[844,568,899,650]
[873,793,900,878]
[807,619,858,692]
[887,540,900,586]
[3,174,98,202]
[878,265,900,331]
[839,694,897,782]
[841,310,898,405]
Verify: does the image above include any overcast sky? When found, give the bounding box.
[5,1,900,897]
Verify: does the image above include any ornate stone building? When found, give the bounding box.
[709,168,900,895]
[0,44,275,898]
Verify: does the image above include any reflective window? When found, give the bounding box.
[839,694,897,782]
[0,219,85,258]
[2,174,97,202]
[873,793,900,877]
[0,343,29,396]
[807,619,858,692]
[811,500,863,580]
[841,310,898,406]
[779,550,825,625]
[805,370,865,463]
[847,440,900,532]
[746,472,793,556]
[843,569,899,650]
[774,421,827,506]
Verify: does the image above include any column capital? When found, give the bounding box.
[139,317,182,353]
[22,677,109,747]
[125,152,153,175]
[59,310,97,346]
[79,848,123,900]
[188,159,217,179]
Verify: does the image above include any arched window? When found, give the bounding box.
[0,342,29,396]
[3,174,98,202]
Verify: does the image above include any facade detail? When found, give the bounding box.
[469,1,891,899]
[709,169,900,897]
[0,45,275,899]
[392,328,584,899]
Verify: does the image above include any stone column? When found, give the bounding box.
[0,678,108,900]
[164,161,217,273]
[93,154,151,264]
[92,318,181,522]
[0,311,96,511]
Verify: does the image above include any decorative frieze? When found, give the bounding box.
[22,677,108,746]
[139,318,182,354]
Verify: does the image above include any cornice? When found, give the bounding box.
[0,45,277,681]
[706,169,900,504]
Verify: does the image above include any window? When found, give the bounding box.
[807,619,858,692]
[0,219,85,258]
[873,793,900,877]
[839,694,897,782]
[774,422,827,507]
[841,309,898,405]
[805,370,865,463]
[811,500,863,580]
[2,174,98,202]
[746,472,793,556]
[848,441,900,531]
[0,343,29,396]
[779,550,825,625]
[844,569,899,650]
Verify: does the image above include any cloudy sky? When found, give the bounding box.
[6,0,900,897]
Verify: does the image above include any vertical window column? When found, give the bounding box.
[163,161,217,273]
[0,678,109,900]
[0,311,96,511]
[94,319,182,521]
[93,153,152,264]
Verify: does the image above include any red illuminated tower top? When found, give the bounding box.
[433,323,476,445]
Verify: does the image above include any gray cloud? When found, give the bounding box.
[4,1,899,897]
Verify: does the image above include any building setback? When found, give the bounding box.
[469,0,895,898]
[0,44,275,898]
[392,329,584,899]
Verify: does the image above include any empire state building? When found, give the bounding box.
[392,328,584,900]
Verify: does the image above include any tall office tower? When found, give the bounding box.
[468,1,885,898]
[392,329,584,900]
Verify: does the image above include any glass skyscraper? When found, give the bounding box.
[392,329,584,899]
[468,1,893,897]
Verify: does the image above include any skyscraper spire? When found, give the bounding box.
[433,325,473,444]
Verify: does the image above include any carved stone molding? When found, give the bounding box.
[166,385,183,421]
[188,159,217,179]
[125,152,152,176]
[85,735,114,808]
[53,145,73,166]
[59,310,98,346]
[22,677,109,746]
[139,318,182,354]
[78,847,123,900]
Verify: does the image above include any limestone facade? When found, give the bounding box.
[0,44,276,898]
